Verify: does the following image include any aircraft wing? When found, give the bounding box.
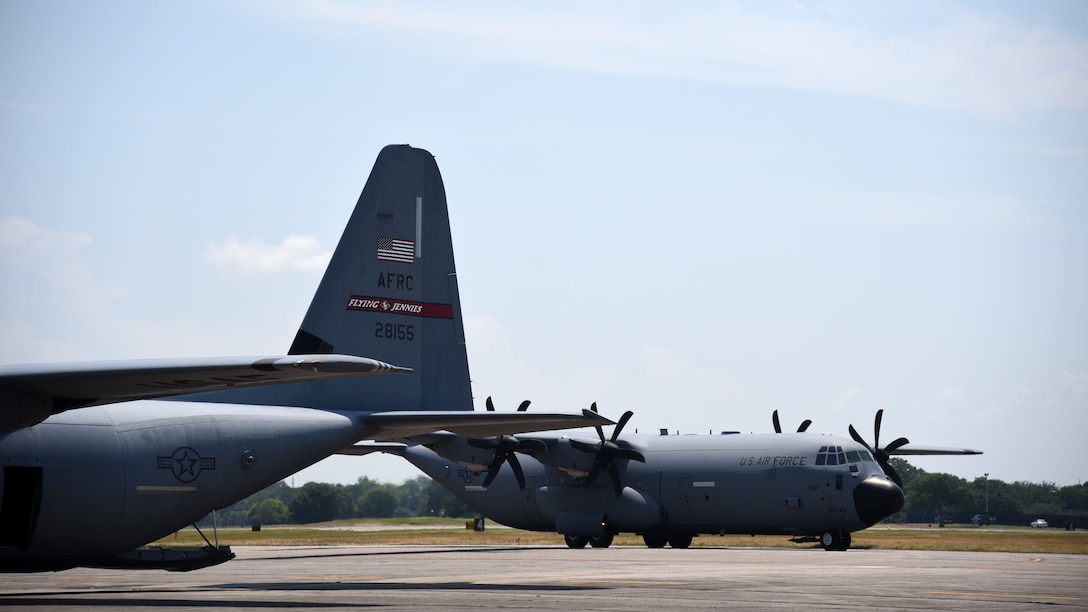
[890,445,983,455]
[361,409,613,442]
[0,354,409,434]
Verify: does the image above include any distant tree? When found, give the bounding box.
[289,482,352,524]
[1058,483,1088,512]
[247,498,290,525]
[441,492,474,518]
[355,485,400,518]
[905,473,972,522]
[888,458,924,491]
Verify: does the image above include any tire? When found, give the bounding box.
[667,534,693,549]
[564,534,589,549]
[589,533,614,548]
[821,530,848,551]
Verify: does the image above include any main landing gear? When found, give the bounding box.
[563,533,695,549]
[563,533,616,548]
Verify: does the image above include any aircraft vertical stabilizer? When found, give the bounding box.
[192,145,471,413]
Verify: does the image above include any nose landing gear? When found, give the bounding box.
[820,530,851,551]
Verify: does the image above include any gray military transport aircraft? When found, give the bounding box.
[0,145,612,572]
[360,402,981,551]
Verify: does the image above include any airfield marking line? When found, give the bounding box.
[566,579,690,586]
[929,591,1084,601]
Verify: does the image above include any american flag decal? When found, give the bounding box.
[377,236,414,264]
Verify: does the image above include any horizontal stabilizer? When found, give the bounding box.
[361,408,613,441]
[0,355,409,433]
[890,445,983,455]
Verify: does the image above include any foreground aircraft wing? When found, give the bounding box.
[890,445,983,455]
[0,354,409,433]
[360,409,613,441]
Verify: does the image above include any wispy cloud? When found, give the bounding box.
[0,217,125,308]
[204,235,331,274]
[281,1,1088,115]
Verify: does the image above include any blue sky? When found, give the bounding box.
[2,1,1086,488]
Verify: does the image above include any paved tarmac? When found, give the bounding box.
[1,545,1085,610]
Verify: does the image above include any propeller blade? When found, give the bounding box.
[517,400,531,412]
[612,411,634,442]
[517,438,549,454]
[617,448,646,463]
[481,458,502,487]
[467,437,496,450]
[485,396,495,412]
[848,424,870,450]
[885,437,910,454]
[874,409,884,449]
[570,439,600,454]
[583,459,605,488]
[608,463,624,497]
[773,410,782,434]
[508,454,526,489]
[883,461,904,488]
[591,403,604,442]
[797,419,812,433]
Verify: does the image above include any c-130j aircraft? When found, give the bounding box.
[0,145,612,572]
[363,405,980,550]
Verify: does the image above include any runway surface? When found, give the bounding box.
[1,545,1085,610]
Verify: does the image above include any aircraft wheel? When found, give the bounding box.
[589,533,614,548]
[820,530,845,551]
[564,534,589,549]
[668,534,693,549]
[840,532,852,550]
[642,534,668,548]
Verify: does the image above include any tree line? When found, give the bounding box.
[208,475,475,527]
[890,458,1087,527]
[207,459,1088,528]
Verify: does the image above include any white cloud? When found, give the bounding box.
[0,217,125,309]
[285,1,1088,115]
[204,235,331,274]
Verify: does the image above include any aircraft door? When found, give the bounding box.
[0,466,42,550]
[679,477,693,510]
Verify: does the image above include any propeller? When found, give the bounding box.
[848,409,910,488]
[485,396,530,412]
[469,396,539,489]
[569,406,645,497]
[466,434,546,489]
[772,410,812,433]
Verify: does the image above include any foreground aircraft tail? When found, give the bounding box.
[197,145,471,413]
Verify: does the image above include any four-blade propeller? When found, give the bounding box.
[848,409,910,487]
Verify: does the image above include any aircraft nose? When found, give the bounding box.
[853,476,905,526]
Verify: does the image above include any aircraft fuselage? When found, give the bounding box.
[404,431,904,548]
[0,401,365,570]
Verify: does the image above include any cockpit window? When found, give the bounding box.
[815,445,863,467]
